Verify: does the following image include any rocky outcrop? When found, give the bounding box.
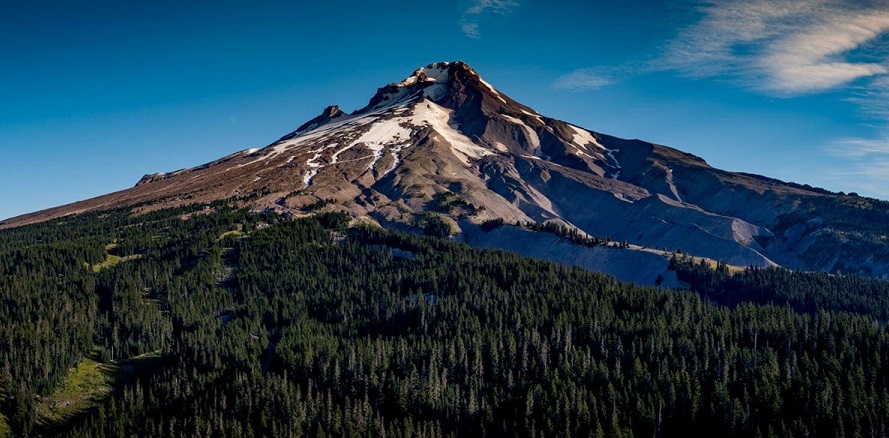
[135,173,168,187]
[279,105,345,141]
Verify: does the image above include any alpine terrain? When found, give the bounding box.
[5,61,889,281]
[6,61,889,438]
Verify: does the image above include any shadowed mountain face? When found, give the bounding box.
[5,61,889,278]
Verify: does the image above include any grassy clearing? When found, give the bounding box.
[0,377,8,437]
[92,254,141,272]
[659,252,745,275]
[0,412,10,438]
[35,358,116,428]
[92,253,122,272]
[89,241,141,272]
[693,258,745,274]
[219,230,244,240]
[219,223,245,241]
[32,350,166,434]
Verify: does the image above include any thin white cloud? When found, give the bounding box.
[552,69,613,91]
[848,75,889,122]
[827,159,889,198]
[459,0,521,39]
[823,134,889,198]
[658,0,889,199]
[829,136,889,158]
[461,22,481,38]
[761,11,889,93]
[664,0,889,96]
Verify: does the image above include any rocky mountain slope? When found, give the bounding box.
[5,61,889,280]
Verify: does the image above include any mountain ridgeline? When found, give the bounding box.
[3,61,889,281]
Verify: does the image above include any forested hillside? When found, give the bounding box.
[2,204,889,437]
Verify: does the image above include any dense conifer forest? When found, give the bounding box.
[2,204,889,436]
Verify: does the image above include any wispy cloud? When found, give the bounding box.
[667,0,889,199]
[459,0,521,39]
[664,0,889,96]
[829,136,889,158]
[762,11,889,93]
[848,75,889,122]
[823,134,889,197]
[552,68,614,91]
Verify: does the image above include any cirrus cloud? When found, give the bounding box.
[459,0,522,39]
[823,133,889,198]
[662,0,889,199]
[552,69,614,91]
[664,0,889,96]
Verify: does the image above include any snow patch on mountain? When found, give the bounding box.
[569,125,605,151]
[371,88,422,110]
[353,119,412,151]
[384,143,409,176]
[423,83,448,101]
[479,77,507,104]
[606,149,621,179]
[350,119,413,170]
[303,168,319,188]
[372,63,454,109]
[520,109,544,124]
[418,64,450,82]
[243,142,292,167]
[411,100,494,165]
[302,145,335,188]
[398,63,451,87]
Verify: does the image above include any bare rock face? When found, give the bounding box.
[6,61,889,279]
[279,105,346,141]
[136,173,168,187]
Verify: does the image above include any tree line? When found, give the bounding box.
[1,205,889,436]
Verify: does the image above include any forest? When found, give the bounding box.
[1,203,889,437]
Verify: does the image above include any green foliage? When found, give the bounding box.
[769,197,889,275]
[2,205,889,436]
[35,358,114,430]
[422,214,453,238]
[480,218,504,232]
[315,211,351,229]
[519,220,610,247]
[305,198,336,212]
[674,257,889,321]
[428,191,482,216]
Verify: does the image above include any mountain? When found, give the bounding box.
[4,61,889,280]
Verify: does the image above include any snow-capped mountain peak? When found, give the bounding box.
[359,61,468,112]
[231,61,629,196]
[396,61,454,87]
[14,60,886,281]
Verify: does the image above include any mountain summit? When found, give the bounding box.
[5,61,889,280]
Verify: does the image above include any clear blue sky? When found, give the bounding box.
[3,0,889,220]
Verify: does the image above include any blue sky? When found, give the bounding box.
[3,0,889,220]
